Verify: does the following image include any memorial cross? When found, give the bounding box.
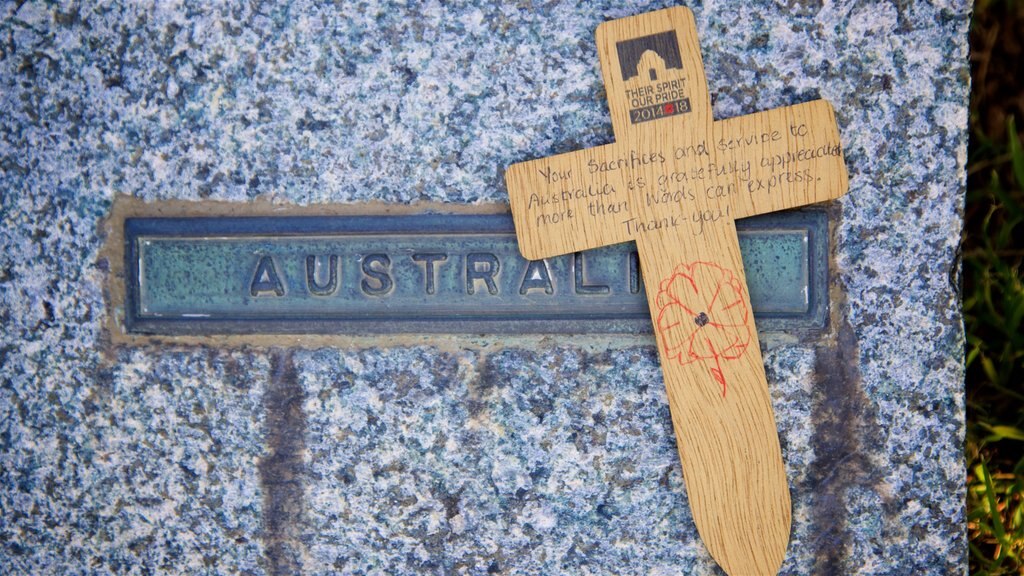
[504,7,848,575]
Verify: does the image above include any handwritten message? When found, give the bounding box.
[524,121,842,239]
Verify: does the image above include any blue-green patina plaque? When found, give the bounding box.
[124,211,826,334]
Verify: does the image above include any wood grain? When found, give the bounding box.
[503,7,849,575]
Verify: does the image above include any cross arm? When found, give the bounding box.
[504,142,643,260]
[718,99,849,219]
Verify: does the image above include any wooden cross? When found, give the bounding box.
[504,7,848,575]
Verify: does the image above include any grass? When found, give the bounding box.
[965,1,1024,573]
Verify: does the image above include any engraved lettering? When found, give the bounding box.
[412,253,447,295]
[466,253,500,295]
[519,259,554,295]
[361,254,393,296]
[126,212,827,334]
[305,254,339,296]
[250,255,285,297]
[628,251,642,294]
[574,252,610,295]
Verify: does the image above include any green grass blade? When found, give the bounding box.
[982,356,1000,386]
[981,422,1024,441]
[968,344,981,367]
[978,461,1010,558]
[1009,116,1024,190]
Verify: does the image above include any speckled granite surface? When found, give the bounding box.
[0,1,967,574]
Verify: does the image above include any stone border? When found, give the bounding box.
[101,195,836,351]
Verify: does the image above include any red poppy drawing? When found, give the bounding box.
[655,261,751,397]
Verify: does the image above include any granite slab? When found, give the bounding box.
[0,0,968,574]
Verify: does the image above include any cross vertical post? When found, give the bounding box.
[504,7,848,575]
